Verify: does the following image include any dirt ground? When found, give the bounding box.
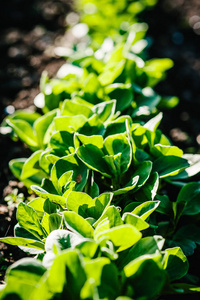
[0,0,200,292]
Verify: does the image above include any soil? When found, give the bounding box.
[0,0,200,295]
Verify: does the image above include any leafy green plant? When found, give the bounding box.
[0,0,200,298]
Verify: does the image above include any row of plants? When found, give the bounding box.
[1,0,200,299]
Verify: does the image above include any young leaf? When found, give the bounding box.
[6,119,38,150]
[177,182,200,215]
[163,247,189,281]
[63,211,94,238]
[95,224,142,252]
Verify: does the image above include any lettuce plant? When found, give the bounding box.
[0,0,200,298]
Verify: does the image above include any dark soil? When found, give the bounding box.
[0,0,72,282]
[0,0,200,295]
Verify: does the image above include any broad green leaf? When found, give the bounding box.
[95,224,142,252]
[105,83,133,112]
[49,130,74,153]
[144,112,163,132]
[21,150,43,180]
[122,213,149,231]
[103,133,132,174]
[99,59,125,86]
[84,258,119,299]
[113,175,139,196]
[31,185,66,208]
[51,154,89,192]
[124,254,166,299]
[34,109,57,148]
[150,144,183,158]
[17,202,45,239]
[131,200,160,220]
[134,172,159,202]
[152,155,189,178]
[117,236,165,270]
[5,109,41,125]
[79,114,105,136]
[169,154,200,180]
[48,214,63,232]
[28,197,45,220]
[0,258,46,300]
[54,115,87,132]
[177,182,200,215]
[74,133,104,150]
[92,100,116,123]
[105,115,133,137]
[132,160,153,190]
[75,240,99,259]
[0,237,44,251]
[94,205,123,229]
[9,158,44,187]
[83,73,102,104]
[61,99,93,118]
[33,250,86,300]
[67,191,112,220]
[63,211,94,238]
[77,144,111,177]
[6,119,38,150]
[163,247,189,281]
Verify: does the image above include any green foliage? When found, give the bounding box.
[0,0,200,298]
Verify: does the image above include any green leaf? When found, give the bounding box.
[84,258,119,299]
[63,211,94,238]
[16,202,45,239]
[9,158,44,188]
[134,172,159,202]
[132,160,153,191]
[28,198,45,220]
[92,100,116,123]
[124,254,166,299]
[169,154,200,180]
[177,182,200,215]
[61,99,93,118]
[163,247,189,281]
[74,133,104,149]
[123,200,160,220]
[0,258,46,300]
[150,144,183,158]
[77,144,111,177]
[21,150,43,180]
[34,109,58,148]
[113,175,139,196]
[67,191,112,220]
[103,133,132,174]
[31,185,67,208]
[152,155,189,178]
[33,250,87,300]
[49,130,74,154]
[6,119,38,150]
[122,213,149,231]
[144,112,163,132]
[99,59,125,86]
[0,237,44,251]
[54,115,87,132]
[94,205,123,229]
[95,224,142,252]
[51,154,89,193]
[117,236,165,270]
[105,83,133,112]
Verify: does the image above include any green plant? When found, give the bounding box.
[0,0,200,299]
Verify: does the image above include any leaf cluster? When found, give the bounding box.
[1,0,200,299]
